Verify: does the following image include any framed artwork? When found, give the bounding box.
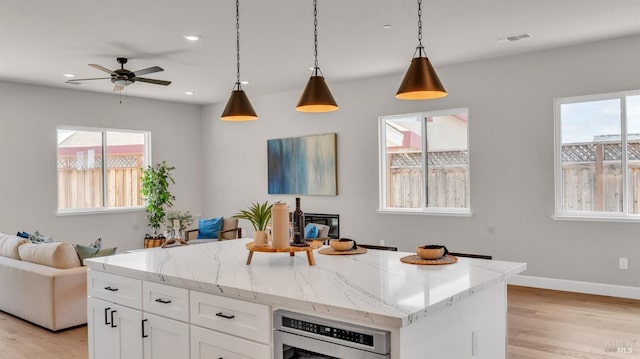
[267,133,337,195]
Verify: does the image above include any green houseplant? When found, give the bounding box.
[140,161,176,238]
[234,201,273,246]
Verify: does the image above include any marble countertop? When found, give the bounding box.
[86,239,526,327]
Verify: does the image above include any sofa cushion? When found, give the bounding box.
[19,242,81,269]
[0,233,28,260]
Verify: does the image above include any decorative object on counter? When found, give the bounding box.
[270,202,290,248]
[165,210,194,239]
[396,0,447,100]
[296,0,338,113]
[318,245,367,256]
[417,244,448,260]
[161,237,188,248]
[220,0,257,121]
[400,254,457,265]
[140,161,175,244]
[234,201,273,246]
[291,197,309,247]
[245,241,321,266]
[267,133,337,195]
[329,238,356,251]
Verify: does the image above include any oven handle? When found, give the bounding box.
[273,329,390,359]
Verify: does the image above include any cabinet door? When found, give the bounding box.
[143,312,190,359]
[112,303,143,359]
[191,325,272,359]
[88,298,117,359]
[88,297,143,359]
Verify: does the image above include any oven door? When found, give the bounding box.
[274,330,390,359]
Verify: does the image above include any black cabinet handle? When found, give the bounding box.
[215,312,235,319]
[104,307,111,325]
[110,310,117,328]
[142,319,148,338]
[154,298,172,304]
[104,286,119,292]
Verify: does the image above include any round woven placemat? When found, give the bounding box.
[400,254,457,265]
[318,246,368,255]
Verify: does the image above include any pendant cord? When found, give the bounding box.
[235,0,241,89]
[417,0,424,57]
[313,0,319,75]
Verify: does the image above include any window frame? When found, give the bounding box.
[378,108,472,216]
[553,90,640,222]
[56,125,151,215]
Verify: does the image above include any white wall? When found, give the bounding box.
[202,34,640,287]
[0,82,203,251]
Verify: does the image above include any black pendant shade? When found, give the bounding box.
[395,56,447,100]
[220,0,257,121]
[296,74,339,112]
[220,88,257,121]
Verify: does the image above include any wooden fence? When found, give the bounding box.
[57,154,143,209]
[562,163,640,212]
[388,166,468,208]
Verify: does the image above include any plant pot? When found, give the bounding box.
[253,230,268,247]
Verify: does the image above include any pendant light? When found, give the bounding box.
[396,0,447,100]
[221,0,257,121]
[296,0,338,113]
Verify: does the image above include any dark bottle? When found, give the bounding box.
[293,197,305,245]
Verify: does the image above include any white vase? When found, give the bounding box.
[253,230,268,247]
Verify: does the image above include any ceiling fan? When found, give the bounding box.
[66,57,171,91]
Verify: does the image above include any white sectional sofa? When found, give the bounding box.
[0,232,87,331]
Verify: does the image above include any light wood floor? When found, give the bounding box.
[0,286,637,359]
[508,286,640,358]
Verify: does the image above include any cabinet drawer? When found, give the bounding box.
[143,281,189,322]
[88,270,142,309]
[191,325,271,359]
[190,291,271,344]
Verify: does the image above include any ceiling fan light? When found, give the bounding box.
[396,56,447,100]
[221,89,258,121]
[296,75,339,112]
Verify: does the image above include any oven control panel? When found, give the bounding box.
[282,316,374,346]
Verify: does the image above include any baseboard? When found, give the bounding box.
[508,275,640,300]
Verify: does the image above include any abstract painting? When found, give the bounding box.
[267,133,337,195]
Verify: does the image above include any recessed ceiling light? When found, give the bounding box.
[240,81,249,85]
[63,73,75,78]
[183,35,200,41]
[184,91,195,95]
[495,33,532,43]
[382,25,392,29]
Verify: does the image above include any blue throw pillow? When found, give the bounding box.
[304,223,319,239]
[198,217,223,239]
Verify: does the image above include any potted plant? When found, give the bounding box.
[165,211,194,239]
[234,201,273,246]
[140,161,175,240]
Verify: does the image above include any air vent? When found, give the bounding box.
[495,33,532,43]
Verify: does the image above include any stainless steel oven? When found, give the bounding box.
[273,310,390,359]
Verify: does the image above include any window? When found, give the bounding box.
[57,127,151,214]
[554,91,640,220]
[379,108,470,214]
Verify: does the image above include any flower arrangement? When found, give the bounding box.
[165,211,194,232]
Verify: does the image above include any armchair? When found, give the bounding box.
[185,217,242,241]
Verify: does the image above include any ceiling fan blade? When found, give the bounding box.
[65,77,111,82]
[133,66,163,77]
[89,64,116,74]
[135,77,171,86]
[113,84,124,92]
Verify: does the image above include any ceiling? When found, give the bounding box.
[2,0,640,105]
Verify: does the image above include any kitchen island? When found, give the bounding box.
[85,238,526,359]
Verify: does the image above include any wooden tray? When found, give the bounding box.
[400,254,458,265]
[245,242,320,266]
[318,246,368,255]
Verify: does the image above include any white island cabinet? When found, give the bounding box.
[86,239,526,359]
